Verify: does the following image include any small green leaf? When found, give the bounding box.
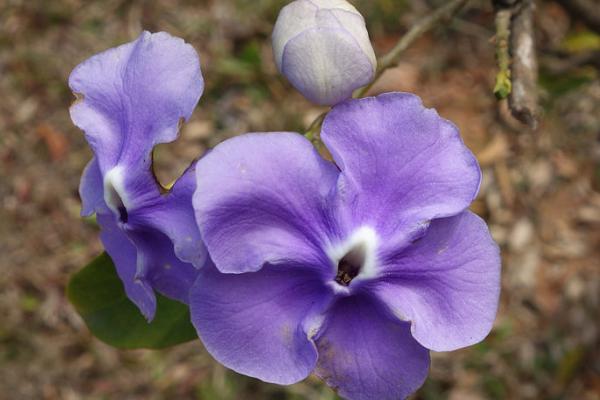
[67,252,197,349]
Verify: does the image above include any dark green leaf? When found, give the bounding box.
[67,252,197,349]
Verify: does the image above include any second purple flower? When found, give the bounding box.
[70,32,207,320]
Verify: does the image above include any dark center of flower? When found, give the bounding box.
[335,243,367,286]
[117,205,129,223]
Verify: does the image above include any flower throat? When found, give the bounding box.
[335,243,367,286]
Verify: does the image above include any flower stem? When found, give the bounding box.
[493,6,512,99]
[304,112,326,143]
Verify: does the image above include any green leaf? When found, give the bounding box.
[67,252,197,349]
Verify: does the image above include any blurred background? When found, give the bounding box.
[0,0,598,399]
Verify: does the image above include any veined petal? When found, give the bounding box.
[97,213,156,320]
[193,132,340,274]
[135,162,207,268]
[126,228,199,306]
[314,294,430,400]
[373,211,501,351]
[321,93,481,249]
[79,157,108,216]
[69,31,203,183]
[97,211,200,319]
[190,262,332,385]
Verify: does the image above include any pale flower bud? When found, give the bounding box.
[272,0,376,105]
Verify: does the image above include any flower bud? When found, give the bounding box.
[272,0,376,105]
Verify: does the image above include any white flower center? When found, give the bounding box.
[327,226,378,291]
[103,167,130,223]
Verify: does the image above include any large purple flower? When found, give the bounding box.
[191,93,501,399]
[70,31,207,320]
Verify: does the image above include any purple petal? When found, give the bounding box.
[315,294,430,400]
[126,228,199,305]
[193,132,340,274]
[373,211,501,351]
[190,262,332,385]
[97,213,156,320]
[69,31,203,180]
[135,163,207,268]
[321,93,481,248]
[98,208,200,319]
[79,157,108,216]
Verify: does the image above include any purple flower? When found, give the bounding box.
[70,32,207,321]
[272,0,376,105]
[190,93,501,399]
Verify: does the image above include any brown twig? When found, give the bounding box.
[492,0,539,129]
[508,0,539,129]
